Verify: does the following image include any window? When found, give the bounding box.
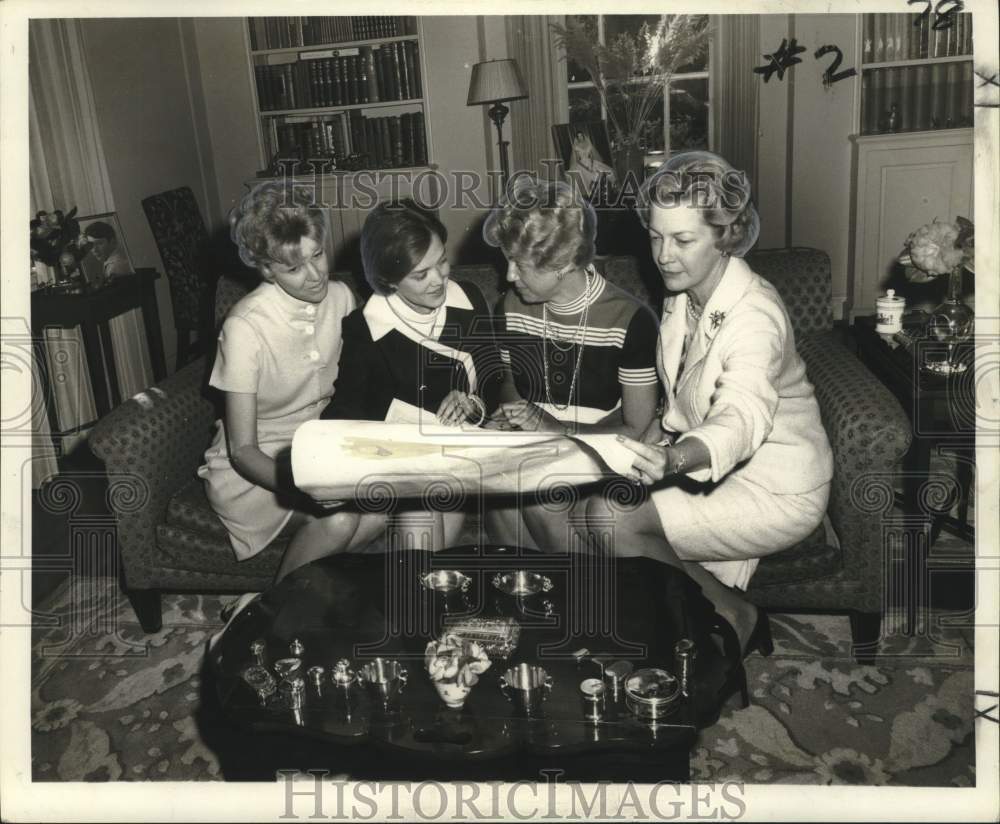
[566,15,712,157]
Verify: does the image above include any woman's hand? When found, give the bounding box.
[436,390,478,427]
[639,417,671,446]
[493,400,562,433]
[616,435,677,486]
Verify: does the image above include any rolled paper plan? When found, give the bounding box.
[291,420,639,501]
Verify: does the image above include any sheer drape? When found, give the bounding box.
[29,19,153,487]
[504,16,569,178]
[711,15,760,192]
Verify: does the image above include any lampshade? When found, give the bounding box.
[467,59,528,106]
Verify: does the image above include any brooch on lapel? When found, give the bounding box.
[709,311,726,330]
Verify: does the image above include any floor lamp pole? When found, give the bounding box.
[487,100,512,190]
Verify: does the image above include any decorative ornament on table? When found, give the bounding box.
[551,15,712,186]
[424,633,491,710]
[898,216,975,374]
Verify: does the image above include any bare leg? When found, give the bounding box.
[521,496,589,554]
[441,510,465,548]
[485,501,541,550]
[275,510,387,583]
[585,493,758,653]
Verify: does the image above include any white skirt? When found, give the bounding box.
[650,475,830,590]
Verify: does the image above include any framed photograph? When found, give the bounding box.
[76,211,135,284]
[551,120,618,199]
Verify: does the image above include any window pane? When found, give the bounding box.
[604,14,660,42]
[669,77,709,152]
[566,15,597,83]
[569,87,602,123]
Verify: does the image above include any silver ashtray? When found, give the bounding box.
[419,570,471,594]
[624,668,681,721]
[492,570,553,597]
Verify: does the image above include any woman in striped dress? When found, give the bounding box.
[482,179,660,552]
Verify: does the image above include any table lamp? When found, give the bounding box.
[467,58,528,188]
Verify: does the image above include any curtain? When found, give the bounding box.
[711,15,760,193]
[504,16,569,178]
[29,19,154,488]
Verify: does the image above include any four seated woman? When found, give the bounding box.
[482,178,660,551]
[208,157,833,671]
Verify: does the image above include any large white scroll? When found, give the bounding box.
[291,420,637,502]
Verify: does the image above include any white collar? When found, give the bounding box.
[364,279,472,341]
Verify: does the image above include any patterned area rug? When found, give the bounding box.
[30,578,975,785]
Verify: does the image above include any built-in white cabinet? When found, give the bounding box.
[848,128,973,319]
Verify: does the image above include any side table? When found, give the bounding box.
[32,268,167,435]
[852,315,975,614]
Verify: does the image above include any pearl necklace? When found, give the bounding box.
[543,268,595,413]
[686,298,703,322]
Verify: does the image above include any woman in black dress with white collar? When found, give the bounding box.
[319,200,501,555]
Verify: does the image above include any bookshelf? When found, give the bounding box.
[857,12,974,135]
[247,16,430,173]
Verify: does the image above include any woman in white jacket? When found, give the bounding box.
[592,151,833,661]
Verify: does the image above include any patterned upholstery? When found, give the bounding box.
[746,523,841,588]
[142,187,211,331]
[214,274,253,329]
[745,247,834,337]
[89,248,910,635]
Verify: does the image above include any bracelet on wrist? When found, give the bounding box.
[669,446,687,476]
[467,394,486,426]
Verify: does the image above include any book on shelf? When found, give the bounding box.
[958,61,973,127]
[913,63,931,131]
[252,16,412,51]
[413,112,427,165]
[397,42,411,101]
[363,47,380,102]
[863,15,874,63]
[391,42,404,101]
[944,61,962,127]
[872,15,885,63]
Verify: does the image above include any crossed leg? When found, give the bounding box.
[585,492,759,654]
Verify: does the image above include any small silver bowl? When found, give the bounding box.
[624,667,681,721]
[492,570,553,597]
[419,570,471,594]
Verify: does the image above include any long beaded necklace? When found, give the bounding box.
[542,268,594,412]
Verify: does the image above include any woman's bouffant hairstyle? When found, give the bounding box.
[230,181,327,272]
[360,200,448,295]
[635,151,760,257]
[482,177,597,273]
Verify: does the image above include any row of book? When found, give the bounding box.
[860,61,974,134]
[255,41,421,112]
[268,111,428,170]
[861,12,972,64]
[248,16,413,51]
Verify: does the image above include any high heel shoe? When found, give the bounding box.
[745,610,775,658]
[707,613,751,712]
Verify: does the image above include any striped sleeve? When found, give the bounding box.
[617,306,659,386]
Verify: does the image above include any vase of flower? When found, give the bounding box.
[552,16,711,176]
[425,634,491,711]
[613,142,646,188]
[899,216,974,375]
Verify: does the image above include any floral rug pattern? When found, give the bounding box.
[30,579,975,785]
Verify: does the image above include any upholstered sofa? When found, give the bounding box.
[89,249,910,659]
